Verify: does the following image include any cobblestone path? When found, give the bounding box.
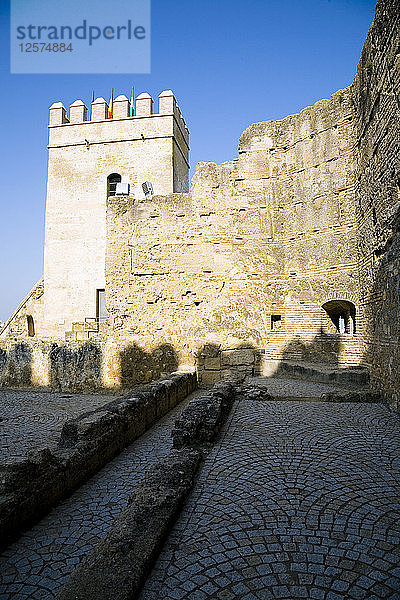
[0,396,192,600]
[140,396,400,600]
[0,390,115,459]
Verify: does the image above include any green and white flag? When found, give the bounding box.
[130,87,135,116]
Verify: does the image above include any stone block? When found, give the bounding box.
[200,371,221,385]
[56,449,201,600]
[204,357,221,370]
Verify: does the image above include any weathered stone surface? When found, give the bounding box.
[172,380,237,449]
[352,0,400,412]
[105,86,361,381]
[275,361,370,387]
[320,390,382,403]
[0,371,196,551]
[238,384,274,402]
[56,449,201,600]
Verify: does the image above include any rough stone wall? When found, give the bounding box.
[353,0,400,410]
[0,335,183,391]
[0,278,44,341]
[0,339,104,390]
[105,91,361,383]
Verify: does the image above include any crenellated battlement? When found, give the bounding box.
[49,90,189,146]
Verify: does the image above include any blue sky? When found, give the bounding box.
[0,0,375,321]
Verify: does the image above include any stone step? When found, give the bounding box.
[273,360,370,388]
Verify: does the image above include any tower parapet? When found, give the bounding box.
[49,102,69,126]
[47,90,190,195]
[48,90,188,136]
[69,100,87,123]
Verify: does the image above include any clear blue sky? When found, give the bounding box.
[0,0,375,321]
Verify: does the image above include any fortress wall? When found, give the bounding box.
[105,88,361,381]
[42,92,189,339]
[5,7,400,391]
[0,279,45,344]
[353,0,400,410]
[235,88,360,366]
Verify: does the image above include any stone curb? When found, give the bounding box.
[0,371,197,551]
[276,362,370,387]
[320,390,382,403]
[172,379,237,449]
[56,449,201,600]
[56,378,238,600]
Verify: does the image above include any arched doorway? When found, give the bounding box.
[322,300,356,335]
[26,315,35,337]
[107,173,121,197]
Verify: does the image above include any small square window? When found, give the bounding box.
[271,314,282,330]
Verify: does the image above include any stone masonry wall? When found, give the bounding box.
[353,0,400,411]
[105,90,362,384]
[0,278,44,342]
[4,2,398,395]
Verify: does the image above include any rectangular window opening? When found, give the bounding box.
[96,289,107,323]
[271,314,282,330]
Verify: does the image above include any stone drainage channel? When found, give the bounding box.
[1,377,400,600]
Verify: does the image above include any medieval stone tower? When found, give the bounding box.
[42,90,189,338]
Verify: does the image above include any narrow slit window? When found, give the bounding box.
[27,315,35,337]
[96,289,107,322]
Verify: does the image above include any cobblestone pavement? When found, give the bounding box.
[0,395,192,600]
[140,398,400,600]
[0,390,115,459]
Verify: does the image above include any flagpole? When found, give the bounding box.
[108,88,113,119]
[130,86,135,116]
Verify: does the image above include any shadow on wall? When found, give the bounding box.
[0,343,32,387]
[196,343,262,385]
[119,343,179,388]
[49,342,102,392]
[195,333,371,388]
[365,204,400,410]
[278,330,341,367]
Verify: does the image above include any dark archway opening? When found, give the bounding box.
[27,315,35,337]
[107,173,121,197]
[322,300,356,335]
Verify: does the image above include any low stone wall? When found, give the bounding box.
[56,379,238,600]
[0,371,197,551]
[172,379,237,449]
[320,390,382,403]
[197,345,261,385]
[56,449,201,600]
[274,361,370,388]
